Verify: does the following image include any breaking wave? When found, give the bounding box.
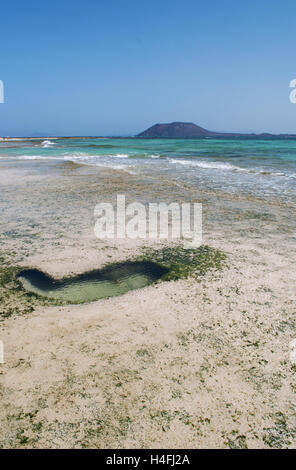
[169,158,241,171]
[41,140,56,148]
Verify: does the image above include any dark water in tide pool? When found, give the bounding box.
[17,261,168,303]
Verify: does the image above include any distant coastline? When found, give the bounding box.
[2,135,296,142]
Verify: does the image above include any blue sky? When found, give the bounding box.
[1,0,296,136]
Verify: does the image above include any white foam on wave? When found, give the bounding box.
[17,155,51,160]
[109,154,129,159]
[63,154,136,174]
[12,151,296,181]
[104,153,161,160]
[62,152,129,160]
[169,158,240,171]
[41,140,56,148]
[16,154,62,161]
[169,158,296,179]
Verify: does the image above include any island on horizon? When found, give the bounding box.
[136,121,296,139]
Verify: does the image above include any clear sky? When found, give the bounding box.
[1,0,296,136]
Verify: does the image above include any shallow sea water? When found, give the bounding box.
[1,137,296,203]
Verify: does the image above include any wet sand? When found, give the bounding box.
[0,160,296,448]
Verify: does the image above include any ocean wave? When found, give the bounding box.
[41,140,56,148]
[109,154,129,158]
[63,155,136,174]
[60,152,161,161]
[17,155,52,160]
[108,153,160,159]
[169,158,296,179]
[17,154,63,160]
[61,152,130,159]
[6,151,296,181]
[169,158,240,171]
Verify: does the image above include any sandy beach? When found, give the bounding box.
[0,158,295,449]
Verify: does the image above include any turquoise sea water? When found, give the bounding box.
[1,137,296,202]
